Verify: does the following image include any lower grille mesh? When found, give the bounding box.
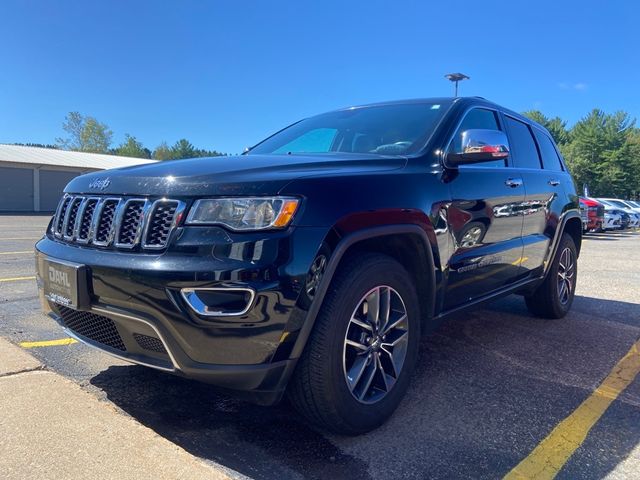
[56,306,126,351]
[133,333,167,354]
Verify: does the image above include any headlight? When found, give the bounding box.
[185,197,299,231]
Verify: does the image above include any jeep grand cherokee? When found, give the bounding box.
[35,97,581,434]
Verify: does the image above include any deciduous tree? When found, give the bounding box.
[56,112,113,153]
[114,134,151,159]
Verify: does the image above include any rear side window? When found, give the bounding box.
[451,108,505,168]
[505,117,542,169]
[533,129,564,171]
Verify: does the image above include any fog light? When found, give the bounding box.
[180,287,255,317]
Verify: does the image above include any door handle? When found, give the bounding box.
[548,179,560,186]
[505,178,523,188]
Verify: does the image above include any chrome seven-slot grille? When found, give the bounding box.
[52,195,184,250]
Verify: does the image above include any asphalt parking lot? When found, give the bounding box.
[1,215,639,479]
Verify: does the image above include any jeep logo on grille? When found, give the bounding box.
[48,266,71,288]
[88,177,111,190]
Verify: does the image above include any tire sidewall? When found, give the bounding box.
[320,256,420,432]
[549,235,578,316]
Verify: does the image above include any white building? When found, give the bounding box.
[0,144,156,212]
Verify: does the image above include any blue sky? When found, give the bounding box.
[1,0,638,154]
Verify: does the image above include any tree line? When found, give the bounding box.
[53,112,226,160]
[522,109,640,199]
[14,109,640,199]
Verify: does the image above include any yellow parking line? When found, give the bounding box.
[0,276,36,283]
[20,338,78,348]
[504,339,640,480]
[0,250,32,255]
[511,256,528,266]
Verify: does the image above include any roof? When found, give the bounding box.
[0,144,157,170]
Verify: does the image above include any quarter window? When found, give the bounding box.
[450,109,505,168]
[505,117,542,169]
[533,129,564,171]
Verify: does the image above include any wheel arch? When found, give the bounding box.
[288,224,438,360]
[563,215,583,256]
[541,210,582,282]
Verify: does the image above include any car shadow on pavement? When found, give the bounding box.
[91,295,640,480]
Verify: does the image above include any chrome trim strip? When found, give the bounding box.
[71,196,88,240]
[88,198,105,244]
[49,306,178,373]
[142,199,186,250]
[52,194,71,237]
[180,287,256,317]
[92,306,179,371]
[62,196,84,241]
[114,198,147,249]
[75,197,100,244]
[91,197,121,247]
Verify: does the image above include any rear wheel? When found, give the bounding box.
[525,233,577,319]
[288,253,420,435]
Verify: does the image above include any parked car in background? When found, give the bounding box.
[610,199,640,216]
[579,197,604,233]
[600,198,640,213]
[579,202,588,232]
[598,201,630,229]
[597,199,639,228]
[626,200,640,211]
[603,210,623,230]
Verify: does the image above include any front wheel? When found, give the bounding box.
[525,233,577,319]
[288,253,420,435]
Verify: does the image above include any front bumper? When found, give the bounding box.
[35,225,328,403]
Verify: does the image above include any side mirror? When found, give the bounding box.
[446,129,510,167]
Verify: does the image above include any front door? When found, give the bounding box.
[443,108,526,310]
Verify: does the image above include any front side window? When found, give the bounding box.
[505,117,542,169]
[249,102,450,156]
[450,108,506,168]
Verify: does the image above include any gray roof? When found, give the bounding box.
[0,144,157,170]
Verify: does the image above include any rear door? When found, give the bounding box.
[502,116,566,278]
[443,108,526,310]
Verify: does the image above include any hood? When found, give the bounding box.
[65,153,406,197]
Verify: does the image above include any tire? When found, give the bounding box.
[525,233,577,319]
[288,252,420,435]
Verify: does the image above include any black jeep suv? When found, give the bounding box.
[36,97,581,434]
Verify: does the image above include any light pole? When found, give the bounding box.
[445,73,470,97]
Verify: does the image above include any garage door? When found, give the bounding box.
[39,170,82,212]
[0,167,33,211]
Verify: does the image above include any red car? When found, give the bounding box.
[579,197,605,232]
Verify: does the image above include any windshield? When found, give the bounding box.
[248,102,450,156]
